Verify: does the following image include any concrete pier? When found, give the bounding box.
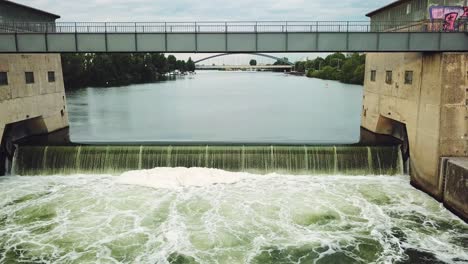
[441,158,468,221]
[361,52,467,220]
[0,54,69,174]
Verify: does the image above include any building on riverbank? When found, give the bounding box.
[0,0,60,23]
[361,0,468,220]
[0,1,68,174]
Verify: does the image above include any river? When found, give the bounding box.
[1,71,467,263]
[66,71,363,143]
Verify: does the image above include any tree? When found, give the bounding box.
[273,57,290,65]
[167,55,177,71]
[249,59,257,66]
[351,64,365,84]
[296,53,366,85]
[306,68,315,77]
[60,53,194,90]
[176,60,186,72]
[340,53,366,84]
[186,57,196,72]
[311,57,325,70]
[141,63,158,83]
[62,54,89,89]
[311,66,339,80]
[325,53,346,68]
[151,53,168,73]
[295,61,306,72]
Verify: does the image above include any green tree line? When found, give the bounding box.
[294,53,366,85]
[61,53,196,90]
[272,57,292,72]
[247,57,290,71]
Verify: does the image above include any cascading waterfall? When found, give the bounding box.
[12,145,403,176]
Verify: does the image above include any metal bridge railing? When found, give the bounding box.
[0,21,465,33]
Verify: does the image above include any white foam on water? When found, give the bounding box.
[116,167,253,189]
[0,171,467,263]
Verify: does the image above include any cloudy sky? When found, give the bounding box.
[18,0,393,62]
[22,0,391,21]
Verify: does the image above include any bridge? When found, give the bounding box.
[0,21,467,53]
[194,53,294,65]
[195,65,293,70]
[194,53,294,70]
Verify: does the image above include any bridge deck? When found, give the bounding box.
[0,21,467,53]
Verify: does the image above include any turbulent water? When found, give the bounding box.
[0,169,467,264]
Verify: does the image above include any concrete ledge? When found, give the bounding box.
[441,157,468,222]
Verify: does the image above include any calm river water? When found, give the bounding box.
[66,71,363,143]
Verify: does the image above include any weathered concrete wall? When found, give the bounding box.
[0,54,69,146]
[440,157,468,222]
[362,52,467,219]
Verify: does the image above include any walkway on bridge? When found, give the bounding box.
[0,21,467,53]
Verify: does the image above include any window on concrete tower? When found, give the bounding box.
[370,70,376,82]
[25,72,34,84]
[0,72,8,85]
[48,71,55,82]
[404,71,413,84]
[385,71,393,84]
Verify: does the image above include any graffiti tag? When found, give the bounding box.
[429,6,468,19]
[429,6,468,31]
[444,12,459,31]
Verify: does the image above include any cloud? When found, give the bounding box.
[16,0,391,21]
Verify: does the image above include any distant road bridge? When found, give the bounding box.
[196,65,293,70]
[194,53,294,65]
[0,21,467,53]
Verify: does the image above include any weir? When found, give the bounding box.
[12,145,403,176]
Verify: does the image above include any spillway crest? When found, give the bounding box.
[12,145,403,176]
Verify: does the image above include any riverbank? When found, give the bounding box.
[294,53,366,85]
[61,53,195,91]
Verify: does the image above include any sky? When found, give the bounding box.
[21,0,391,21]
[17,0,393,63]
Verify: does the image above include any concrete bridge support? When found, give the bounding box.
[0,54,69,174]
[362,52,467,220]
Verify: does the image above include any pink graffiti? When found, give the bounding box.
[429,6,468,19]
[444,12,459,31]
